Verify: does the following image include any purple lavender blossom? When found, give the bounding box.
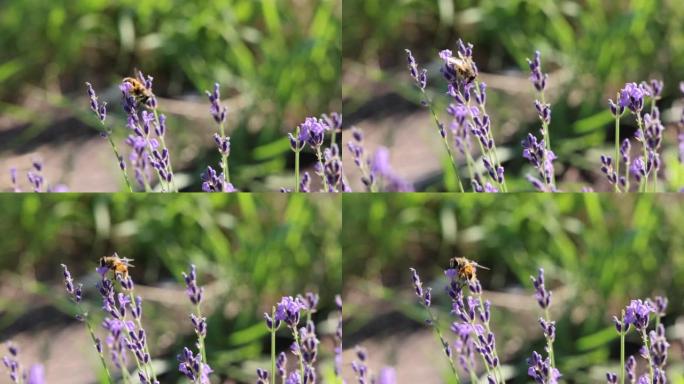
[334,295,343,378]
[527,351,561,384]
[300,117,326,149]
[524,50,555,191]
[201,165,236,192]
[347,127,376,190]
[624,299,654,331]
[180,265,212,383]
[256,368,269,384]
[600,155,618,185]
[285,371,302,384]
[619,83,645,113]
[647,296,668,318]
[85,82,107,123]
[351,346,370,384]
[649,324,669,370]
[377,368,397,384]
[528,51,548,93]
[178,347,212,384]
[626,355,636,382]
[182,264,204,305]
[277,351,287,380]
[60,264,83,304]
[323,144,344,192]
[630,157,646,183]
[371,147,414,192]
[1,344,44,384]
[206,83,227,125]
[609,98,625,117]
[405,49,427,90]
[606,372,618,384]
[275,296,304,328]
[26,160,45,192]
[2,342,21,383]
[522,134,556,191]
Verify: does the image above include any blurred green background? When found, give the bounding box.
[342,0,684,191]
[342,194,684,383]
[0,0,341,191]
[0,193,341,383]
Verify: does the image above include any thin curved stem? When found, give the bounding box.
[420,89,465,192]
[105,134,133,192]
[425,307,461,383]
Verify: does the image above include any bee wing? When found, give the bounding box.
[121,257,135,266]
[474,263,490,270]
[447,57,465,68]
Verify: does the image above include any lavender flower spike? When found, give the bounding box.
[531,268,551,309]
[2,342,45,384]
[181,264,212,383]
[525,50,555,190]
[527,350,561,384]
[206,83,233,186]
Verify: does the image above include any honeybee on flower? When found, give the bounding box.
[98,253,134,277]
[449,257,489,281]
[122,75,154,106]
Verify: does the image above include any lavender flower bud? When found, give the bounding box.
[531,268,551,309]
[206,83,227,124]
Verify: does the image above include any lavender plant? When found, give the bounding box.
[350,346,397,384]
[7,161,67,192]
[178,265,213,383]
[527,268,561,383]
[260,293,323,384]
[287,113,346,192]
[523,51,556,192]
[4,72,346,193]
[608,297,669,384]
[86,82,133,192]
[408,263,674,382]
[2,342,45,384]
[603,81,667,192]
[345,127,413,192]
[203,83,235,192]
[95,260,159,383]
[343,41,684,192]
[405,40,509,193]
[60,263,114,383]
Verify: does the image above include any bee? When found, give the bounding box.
[99,253,135,277]
[449,257,489,281]
[446,51,477,83]
[122,75,153,105]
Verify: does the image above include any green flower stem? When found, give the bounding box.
[78,306,114,384]
[614,107,622,193]
[270,307,277,383]
[419,88,465,192]
[538,92,555,190]
[295,148,301,192]
[424,307,461,383]
[641,329,654,382]
[195,303,207,382]
[104,134,133,192]
[635,113,649,191]
[620,313,626,384]
[291,326,306,382]
[316,147,329,191]
[544,307,556,369]
[218,121,230,184]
